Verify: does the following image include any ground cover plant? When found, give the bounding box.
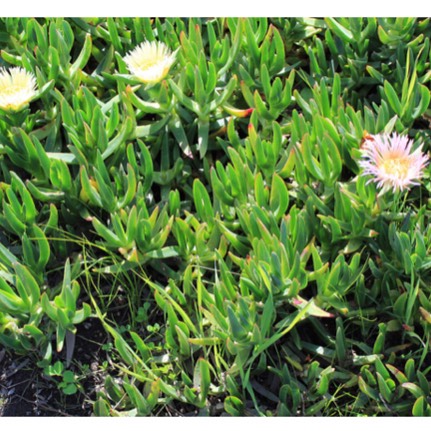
[1,17,431,417]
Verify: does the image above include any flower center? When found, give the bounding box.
[1,85,26,96]
[379,156,410,179]
[137,57,162,70]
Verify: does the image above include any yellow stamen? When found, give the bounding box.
[379,156,410,178]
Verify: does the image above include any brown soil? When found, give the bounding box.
[0,317,108,416]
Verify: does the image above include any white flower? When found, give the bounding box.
[123,41,176,85]
[0,67,37,112]
[359,133,429,192]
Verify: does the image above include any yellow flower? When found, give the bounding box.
[123,41,176,85]
[0,67,37,112]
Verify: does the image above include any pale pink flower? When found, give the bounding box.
[359,133,429,192]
